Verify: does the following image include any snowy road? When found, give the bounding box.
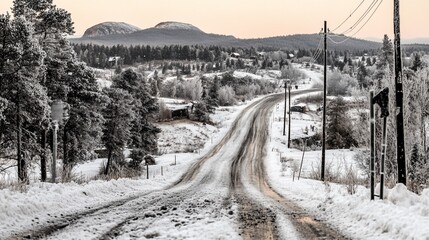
[11,89,345,239]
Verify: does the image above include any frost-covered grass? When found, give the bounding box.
[0,93,265,238]
[266,84,429,239]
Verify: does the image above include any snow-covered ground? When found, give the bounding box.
[265,86,429,239]
[0,94,269,238]
[3,67,427,239]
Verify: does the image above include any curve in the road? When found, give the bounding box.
[9,89,347,240]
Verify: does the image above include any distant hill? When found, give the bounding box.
[154,21,203,32]
[82,22,141,38]
[72,21,383,51]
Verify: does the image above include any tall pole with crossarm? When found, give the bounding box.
[321,20,327,181]
[394,0,407,185]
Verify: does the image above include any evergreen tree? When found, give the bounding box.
[61,62,105,177]
[102,88,135,175]
[0,14,50,182]
[192,102,210,123]
[366,57,373,66]
[13,0,105,180]
[205,76,220,113]
[357,64,369,89]
[112,69,160,167]
[326,97,357,149]
[375,35,394,81]
[411,53,423,72]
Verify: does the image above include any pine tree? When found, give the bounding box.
[192,102,210,123]
[61,62,105,177]
[411,53,423,72]
[326,97,357,149]
[375,35,394,80]
[13,0,105,181]
[112,69,160,167]
[102,88,135,175]
[357,64,369,89]
[205,76,220,113]
[0,14,50,182]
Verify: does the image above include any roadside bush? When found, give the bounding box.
[144,155,156,165]
[160,79,177,98]
[183,78,203,101]
[218,86,236,106]
[298,93,323,104]
[281,65,307,83]
[328,72,358,96]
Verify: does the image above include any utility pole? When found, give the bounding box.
[283,79,288,136]
[321,21,327,181]
[394,0,407,185]
[370,91,376,200]
[51,100,65,183]
[287,82,292,148]
[52,121,58,183]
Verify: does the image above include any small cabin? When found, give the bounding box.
[171,107,190,119]
[166,102,193,120]
[231,52,241,58]
[108,56,121,67]
[290,103,308,113]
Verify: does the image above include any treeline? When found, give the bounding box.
[72,44,261,68]
[73,42,385,70]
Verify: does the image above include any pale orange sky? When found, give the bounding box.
[0,0,428,40]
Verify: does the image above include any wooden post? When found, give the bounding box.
[321,20,328,181]
[287,84,292,148]
[283,80,287,136]
[298,139,307,180]
[394,0,407,185]
[380,117,387,199]
[146,163,149,179]
[370,91,375,200]
[52,121,58,183]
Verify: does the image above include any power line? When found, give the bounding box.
[331,0,366,32]
[328,0,384,45]
[341,0,379,35]
[310,36,324,63]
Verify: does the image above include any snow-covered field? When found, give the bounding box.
[0,94,267,238]
[265,83,429,239]
[2,67,428,239]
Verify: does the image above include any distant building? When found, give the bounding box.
[166,102,193,119]
[231,52,240,58]
[290,103,308,113]
[108,56,121,67]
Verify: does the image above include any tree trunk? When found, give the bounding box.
[41,129,47,182]
[17,98,27,183]
[104,149,112,175]
[62,126,69,180]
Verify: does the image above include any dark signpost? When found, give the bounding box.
[370,88,389,200]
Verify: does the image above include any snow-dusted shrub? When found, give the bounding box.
[281,65,307,83]
[328,72,358,96]
[160,80,177,98]
[183,78,203,101]
[236,84,259,100]
[218,86,236,106]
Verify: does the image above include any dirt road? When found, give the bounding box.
[10,90,345,239]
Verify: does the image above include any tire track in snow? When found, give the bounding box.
[230,90,347,239]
